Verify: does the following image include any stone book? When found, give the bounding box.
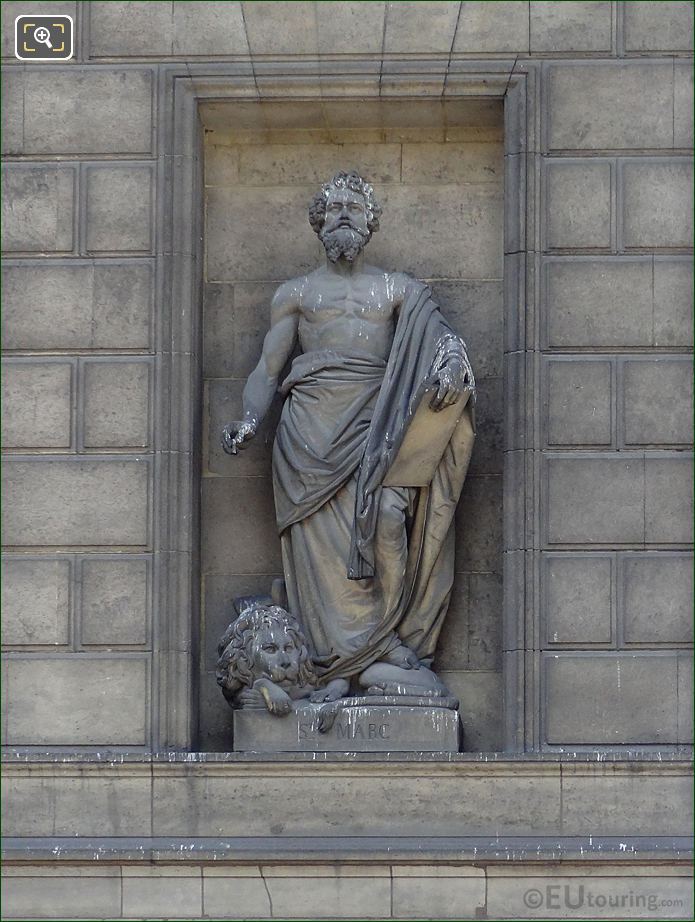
[383,386,473,487]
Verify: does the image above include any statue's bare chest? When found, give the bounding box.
[300,275,397,324]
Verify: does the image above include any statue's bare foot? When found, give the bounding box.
[310,678,349,703]
[358,662,450,697]
[383,644,420,669]
[368,681,443,697]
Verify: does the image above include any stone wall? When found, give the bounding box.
[3,861,692,921]
[1,2,693,919]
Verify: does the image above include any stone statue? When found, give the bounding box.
[216,597,462,750]
[221,170,475,715]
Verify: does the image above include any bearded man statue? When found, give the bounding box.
[222,170,476,703]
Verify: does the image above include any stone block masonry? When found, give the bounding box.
[1,2,692,919]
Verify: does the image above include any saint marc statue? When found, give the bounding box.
[222,170,476,705]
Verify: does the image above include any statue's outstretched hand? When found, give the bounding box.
[221,419,256,455]
[430,358,469,412]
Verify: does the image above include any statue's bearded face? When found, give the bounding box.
[251,623,302,687]
[319,188,370,263]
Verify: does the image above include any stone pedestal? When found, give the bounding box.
[233,702,462,753]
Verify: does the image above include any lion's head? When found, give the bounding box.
[216,603,318,704]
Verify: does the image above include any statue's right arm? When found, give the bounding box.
[222,282,300,454]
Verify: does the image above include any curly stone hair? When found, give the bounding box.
[215,603,318,702]
[308,170,382,235]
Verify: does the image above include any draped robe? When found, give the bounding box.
[272,281,475,683]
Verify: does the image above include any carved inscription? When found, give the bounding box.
[298,721,391,741]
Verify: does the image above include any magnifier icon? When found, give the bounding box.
[34,26,53,49]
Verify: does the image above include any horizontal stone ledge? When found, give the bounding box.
[0,744,693,774]
[2,748,692,767]
[3,836,692,866]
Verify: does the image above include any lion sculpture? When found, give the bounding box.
[216,602,346,716]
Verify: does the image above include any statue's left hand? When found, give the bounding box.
[430,358,469,412]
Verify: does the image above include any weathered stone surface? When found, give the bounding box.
[545,457,644,545]
[122,875,202,920]
[623,554,693,644]
[467,376,502,474]
[2,262,153,350]
[622,358,693,446]
[153,767,562,837]
[2,875,121,921]
[205,143,241,187]
[384,2,460,53]
[454,2,529,52]
[6,656,148,745]
[242,1,318,56]
[198,669,235,751]
[644,456,693,544]
[456,475,503,572]
[174,2,250,55]
[369,183,504,280]
[545,160,611,249]
[233,705,461,753]
[560,765,692,835]
[621,160,694,249]
[86,165,152,253]
[1,166,74,253]
[236,143,401,186]
[201,476,282,574]
[439,670,502,752]
[544,259,652,348]
[83,360,151,449]
[1,557,71,646]
[653,258,694,347]
[23,69,153,155]
[1,361,72,449]
[203,874,271,920]
[544,359,612,446]
[1,69,23,156]
[675,62,694,148]
[467,573,502,669]
[206,185,322,282]
[393,870,485,920]
[89,1,172,55]
[3,765,142,836]
[543,555,612,644]
[81,558,149,646]
[624,0,694,52]
[2,459,149,547]
[435,576,469,670]
[402,142,504,185]
[265,870,391,921]
[531,1,612,51]
[316,1,385,55]
[544,653,679,744]
[547,63,673,150]
[90,1,250,57]
[203,281,275,379]
[678,653,693,744]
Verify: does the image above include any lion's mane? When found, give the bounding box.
[215,604,318,704]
